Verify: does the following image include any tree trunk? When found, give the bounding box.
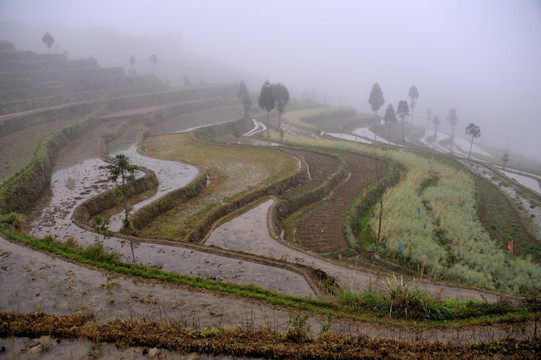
[377,195,383,252]
[129,240,136,263]
[388,123,391,144]
[450,127,455,153]
[266,110,270,138]
[277,111,281,130]
[374,111,377,141]
[468,136,474,160]
[402,118,405,147]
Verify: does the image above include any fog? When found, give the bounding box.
[1,0,540,160]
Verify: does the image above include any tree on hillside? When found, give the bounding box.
[502,149,510,168]
[42,32,55,53]
[408,85,419,125]
[107,154,138,261]
[447,108,459,152]
[107,154,137,229]
[149,54,159,73]
[433,115,440,137]
[237,80,252,119]
[258,81,275,138]
[183,75,192,87]
[465,123,481,160]
[426,108,431,131]
[383,104,397,144]
[272,82,290,130]
[368,83,385,141]
[129,55,136,75]
[396,100,410,147]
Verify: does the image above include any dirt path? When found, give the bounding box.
[294,151,384,253]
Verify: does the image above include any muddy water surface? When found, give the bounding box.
[26,151,313,297]
[0,237,296,329]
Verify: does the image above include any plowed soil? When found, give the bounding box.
[294,151,385,253]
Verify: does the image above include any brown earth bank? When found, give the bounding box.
[293,151,385,253]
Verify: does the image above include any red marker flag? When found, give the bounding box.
[363,188,366,197]
[508,241,513,252]
[458,196,462,204]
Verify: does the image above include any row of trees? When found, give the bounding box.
[369,83,481,159]
[236,81,290,138]
[128,54,160,74]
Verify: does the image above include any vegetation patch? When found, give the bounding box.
[475,175,541,263]
[373,152,541,295]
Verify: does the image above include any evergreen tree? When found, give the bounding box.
[383,104,397,144]
[502,149,510,168]
[396,100,410,147]
[106,154,137,230]
[272,83,290,130]
[465,123,481,160]
[433,115,440,137]
[447,108,459,152]
[258,81,275,138]
[149,54,159,73]
[408,85,419,125]
[368,83,385,141]
[129,55,136,75]
[237,80,252,119]
[42,32,55,53]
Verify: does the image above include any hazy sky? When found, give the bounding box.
[1,0,541,159]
